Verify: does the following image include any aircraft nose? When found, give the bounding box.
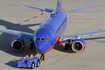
[35,41,46,53]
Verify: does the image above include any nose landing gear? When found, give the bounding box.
[40,54,45,61]
[35,53,45,61]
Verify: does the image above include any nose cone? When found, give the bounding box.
[34,25,54,53]
[35,41,47,53]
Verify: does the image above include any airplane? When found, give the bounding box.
[0,0,105,60]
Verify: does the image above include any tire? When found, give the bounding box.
[30,43,33,49]
[31,62,35,69]
[69,44,72,50]
[37,60,40,67]
[65,43,69,50]
[40,54,45,61]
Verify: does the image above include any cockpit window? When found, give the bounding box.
[35,37,49,41]
[36,38,40,40]
[41,38,46,40]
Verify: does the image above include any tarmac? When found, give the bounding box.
[0,0,105,70]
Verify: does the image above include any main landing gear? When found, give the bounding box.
[29,39,34,50]
[65,39,72,50]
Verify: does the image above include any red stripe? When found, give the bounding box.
[25,19,29,22]
[41,13,44,15]
[82,45,86,51]
[33,16,37,19]
[44,34,63,54]
[61,8,66,14]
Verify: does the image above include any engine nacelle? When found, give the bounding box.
[71,39,86,52]
[11,38,25,51]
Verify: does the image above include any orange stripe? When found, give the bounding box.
[61,8,66,14]
[82,45,86,51]
[60,0,62,8]
[43,34,63,54]
[22,45,25,50]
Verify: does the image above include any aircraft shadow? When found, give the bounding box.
[0,19,41,57]
[53,43,76,53]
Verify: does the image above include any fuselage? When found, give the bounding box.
[33,9,67,53]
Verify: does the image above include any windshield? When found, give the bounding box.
[35,37,49,41]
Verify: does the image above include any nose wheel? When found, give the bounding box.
[40,54,45,61]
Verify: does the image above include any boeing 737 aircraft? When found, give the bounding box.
[0,0,105,60]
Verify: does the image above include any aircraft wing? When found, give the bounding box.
[0,28,33,39]
[65,4,103,13]
[22,3,54,13]
[60,30,105,41]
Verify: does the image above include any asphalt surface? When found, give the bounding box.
[0,0,105,70]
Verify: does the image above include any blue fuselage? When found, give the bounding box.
[33,10,67,53]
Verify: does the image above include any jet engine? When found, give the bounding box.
[71,39,86,52]
[11,38,25,51]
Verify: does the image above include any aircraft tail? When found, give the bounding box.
[56,0,62,13]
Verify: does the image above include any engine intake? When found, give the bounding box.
[11,38,25,51]
[71,39,86,52]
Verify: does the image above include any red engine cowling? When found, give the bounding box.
[71,39,86,52]
[11,38,25,51]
